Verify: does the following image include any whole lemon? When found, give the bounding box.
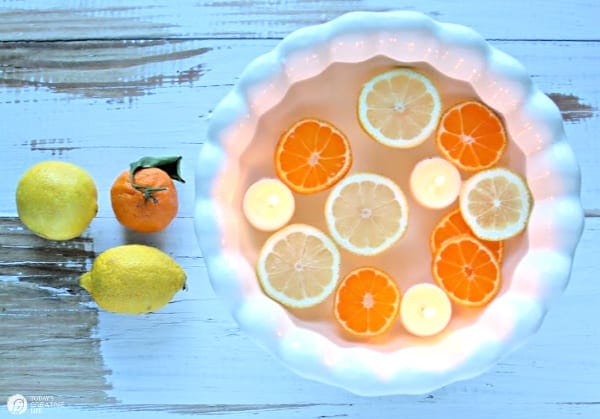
[16,161,98,240]
[79,244,186,314]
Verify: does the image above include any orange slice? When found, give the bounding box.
[430,207,503,263]
[334,267,401,337]
[436,100,507,172]
[432,235,501,307]
[274,118,352,194]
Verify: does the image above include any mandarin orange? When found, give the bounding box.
[111,167,178,233]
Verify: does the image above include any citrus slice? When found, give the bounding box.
[256,223,340,308]
[430,207,503,263]
[334,267,401,337]
[432,235,501,307]
[357,68,442,148]
[460,167,532,241]
[324,173,408,256]
[436,100,507,172]
[274,118,352,194]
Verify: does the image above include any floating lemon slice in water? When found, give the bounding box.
[459,167,532,241]
[324,173,408,256]
[256,223,341,308]
[358,68,442,148]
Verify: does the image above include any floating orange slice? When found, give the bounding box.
[436,100,507,172]
[432,235,501,307]
[334,267,401,337]
[430,207,503,263]
[274,118,352,194]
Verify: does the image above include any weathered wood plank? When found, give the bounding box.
[0,218,113,405]
[0,217,94,290]
[0,0,597,41]
[23,401,600,419]
[1,39,597,215]
[0,40,210,97]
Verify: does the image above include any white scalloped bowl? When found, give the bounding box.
[195,11,584,395]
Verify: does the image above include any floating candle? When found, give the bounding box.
[409,157,461,209]
[243,178,295,232]
[401,283,452,337]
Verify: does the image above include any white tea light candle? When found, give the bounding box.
[401,283,452,337]
[410,157,461,209]
[243,178,295,231]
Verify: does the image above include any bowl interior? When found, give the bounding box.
[235,55,528,351]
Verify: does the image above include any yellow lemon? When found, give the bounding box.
[16,161,98,240]
[79,244,186,314]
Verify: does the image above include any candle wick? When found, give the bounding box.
[267,194,279,208]
[434,175,446,187]
[427,175,447,197]
[421,306,437,319]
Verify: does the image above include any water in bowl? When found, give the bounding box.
[237,56,527,350]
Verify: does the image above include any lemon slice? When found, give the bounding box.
[459,167,532,241]
[358,68,442,148]
[324,173,409,256]
[256,223,340,308]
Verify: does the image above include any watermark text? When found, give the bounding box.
[6,394,64,415]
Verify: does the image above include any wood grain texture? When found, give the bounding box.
[0,0,598,40]
[0,218,113,404]
[17,216,595,417]
[1,40,598,212]
[0,217,93,288]
[0,1,598,417]
[0,40,210,98]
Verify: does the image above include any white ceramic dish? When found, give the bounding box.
[195,11,584,395]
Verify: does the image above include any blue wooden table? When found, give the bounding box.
[1,1,598,417]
